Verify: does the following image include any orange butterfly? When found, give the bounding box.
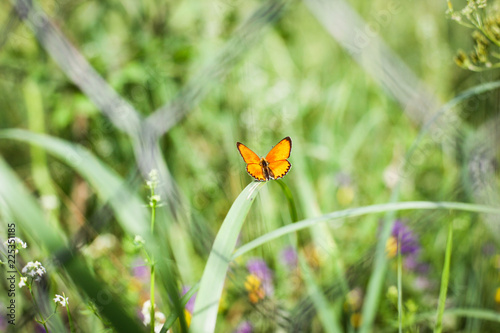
[237,137,292,181]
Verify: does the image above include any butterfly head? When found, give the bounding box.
[259,158,269,168]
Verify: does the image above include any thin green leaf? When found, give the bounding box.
[190,181,265,333]
[0,157,65,251]
[434,221,453,333]
[0,157,146,332]
[397,238,403,333]
[275,179,298,222]
[401,308,500,327]
[161,283,200,332]
[299,255,343,333]
[233,201,500,259]
[67,298,76,333]
[0,129,149,237]
[360,80,500,332]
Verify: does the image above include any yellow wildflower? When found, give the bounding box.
[244,274,265,304]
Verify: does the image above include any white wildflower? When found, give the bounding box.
[149,194,161,207]
[19,277,27,288]
[147,169,159,189]
[53,294,69,307]
[154,311,166,333]
[141,300,166,332]
[21,261,46,281]
[141,300,153,325]
[451,12,462,22]
[134,235,145,246]
[461,4,474,16]
[3,237,27,254]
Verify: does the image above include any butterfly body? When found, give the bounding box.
[259,157,273,181]
[237,137,292,181]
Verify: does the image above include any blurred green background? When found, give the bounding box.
[1,0,500,332]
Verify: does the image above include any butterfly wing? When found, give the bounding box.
[265,137,292,163]
[237,142,261,164]
[237,142,266,181]
[268,160,291,179]
[246,163,266,181]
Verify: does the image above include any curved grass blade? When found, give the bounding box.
[401,308,500,327]
[0,157,146,332]
[434,221,453,333]
[397,242,403,333]
[0,130,189,333]
[24,80,60,225]
[232,201,500,259]
[0,129,149,237]
[0,157,65,251]
[277,169,343,331]
[190,181,265,333]
[161,283,200,332]
[275,179,298,222]
[299,255,343,333]
[359,80,500,332]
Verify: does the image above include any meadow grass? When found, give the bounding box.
[1,0,500,332]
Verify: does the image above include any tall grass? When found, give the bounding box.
[1,0,500,332]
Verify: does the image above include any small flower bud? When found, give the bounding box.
[53,294,69,307]
[454,50,469,67]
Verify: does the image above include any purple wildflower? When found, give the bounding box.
[182,286,197,313]
[247,258,274,295]
[35,324,47,333]
[131,257,149,281]
[280,246,298,270]
[234,321,253,333]
[391,220,420,256]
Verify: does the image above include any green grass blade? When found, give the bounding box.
[359,206,397,333]
[161,283,200,332]
[64,259,146,332]
[401,308,500,327]
[0,157,65,251]
[434,221,454,333]
[413,81,500,148]
[3,129,185,333]
[275,179,298,222]
[24,80,60,224]
[0,129,149,237]
[232,201,500,259]
[67,300,76,333]
[190,181,265,333]
[397,240,403,333]
[299,255,343,333]
[360,80,500,332]
[0,157,146,332]
[0,129,152,331]
[291,138,350,295]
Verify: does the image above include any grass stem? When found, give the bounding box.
[434,220,453,333]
